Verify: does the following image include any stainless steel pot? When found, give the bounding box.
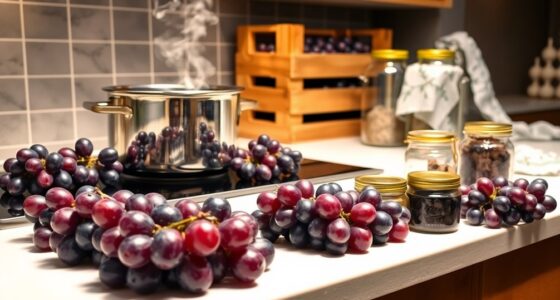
[84,84,256,173]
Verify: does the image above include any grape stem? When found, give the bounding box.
[339,210,350,222]
[152,212,219,234]
[77,156,98,169]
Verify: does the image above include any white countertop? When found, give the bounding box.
[1,137,559,300]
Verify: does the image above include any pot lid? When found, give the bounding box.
[103,84,242,97]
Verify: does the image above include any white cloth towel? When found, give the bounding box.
[436,31,560,140]
[395,63,464,132]
[515,144,560,176]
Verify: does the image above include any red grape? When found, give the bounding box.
[484,208,501,229]
[315,194,342,220]
[100,227,124,257]
[118,211,155,237]
[219,218,253,250]
[33,227,53,251]
[150,228,184,270]
[23,195,47,218]
[118,234,153,268]
[527,182,547,202]
[229,248,266,283]
[459,184,471,196]
[513,178,529,190]
[388,219,409,242]
[112,190,133,205]
[277,184,302,207]
[326,218,351,244]
[75,192,101,218]
[350,202,376,226]
[49,232,65,252]
[176,254,213,293]
[92,199,125,229]
[335,191,355,213]
[45,187,74,210]
[125,194,153,214]
[508,187,526,206]
[542,195,557,212]
[145,192,166,207]
[523,194,538,212]
[295,179,314,199]
[273,207,296,229]
[256,192,281,214]
[248,238,275,268]
[476,177,495,197]
[175,199,201,218]
[231,211,259,238]
[50,207,81,235]
[184,220,220,257]
[348,226,372,253]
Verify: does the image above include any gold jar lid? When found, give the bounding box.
[355,175,407,194]
[407,171,460,190]
[463,121,513,137]
[417,49,454,60]
[406,130,455,143]
[372,49,409,60]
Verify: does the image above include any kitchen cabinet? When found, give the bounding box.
[299,0,453,8]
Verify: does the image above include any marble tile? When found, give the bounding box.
[23,0,65,3]
[74,77,113,107]
[0,79,26,112]
[115,44,150,73]
[113,0,148,8]
[73,43,112,74]
[220,0,248,15]
[71,0,109,5]
[154,75,179,84]
[0,4,21,38]
[30,112,74,143]
[24,5,68,39]
[71,8,111,40]
[219,15,247,44]
[220,73,234,86]
[219,44,234,73]
[0,114,28,146]
[76,110,108,138]
[113,10,150,41]
[28,78,72,110]
[26,42,70,75]
[0,42,24,75]
[115,76,151,85]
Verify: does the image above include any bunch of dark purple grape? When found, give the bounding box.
[257,42,275,53]
[124,131,157,170]
[24,187,274,294]
[0,138,121,197]
[304,36,371,54]
[252,179,410,256]
[199,123,229,169]
[460,177,557,228]
[226,134,302,182]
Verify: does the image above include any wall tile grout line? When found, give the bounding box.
[0,137,108,150]
[0,37,229,46]
[11,1,150,13]
[216,0,222,85]
[147,0,155,84]
[66,0,79,141]
[108,0,117,85]
[18,0,32,145]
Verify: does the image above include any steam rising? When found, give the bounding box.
[153,0,218,89]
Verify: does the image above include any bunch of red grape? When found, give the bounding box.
[0,138,121,197]
[24,187,273,294]
[226,134,302,182]
[460,177,557,228]
[252,179,410,255]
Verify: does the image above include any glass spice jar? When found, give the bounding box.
[355,175,408,207]
[360,49,409,146]
[458,121,514,185]
[407,171,461,233]
[405,130,457,175]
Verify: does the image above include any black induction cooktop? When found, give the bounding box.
[0,159,380,227]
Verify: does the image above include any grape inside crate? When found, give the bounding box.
[235,24,393,143]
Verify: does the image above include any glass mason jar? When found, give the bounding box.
[405,130,457,175]
[360,49,409,146]
[355,175,408,207]
[411,49,469,136]
[407,171,461,233]
[458,121,514,185]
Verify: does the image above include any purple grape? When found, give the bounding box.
[358,188,382,208]
[513,178,529,191]
[492,196,511,214]
[368,211,393,235]
[378,201,402,219]
[16,148,39,163]
[335,191,355,213]
[492,176,509,188]
[532,203,546,220]
[30,144,48,159]
[527,182,546,202]
[75,138,94,157]
[542,195,557,212]
[484,208,501,228]
[503,208,521,226]
[466,208,483,225]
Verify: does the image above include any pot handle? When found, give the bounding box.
[83,101,133,118]
[239,98,258,111]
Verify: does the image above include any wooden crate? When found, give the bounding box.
[235,24,392,143]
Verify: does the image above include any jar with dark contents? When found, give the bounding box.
[407,171,461,233]
[458,121,513,185]
[355,175,409,207]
